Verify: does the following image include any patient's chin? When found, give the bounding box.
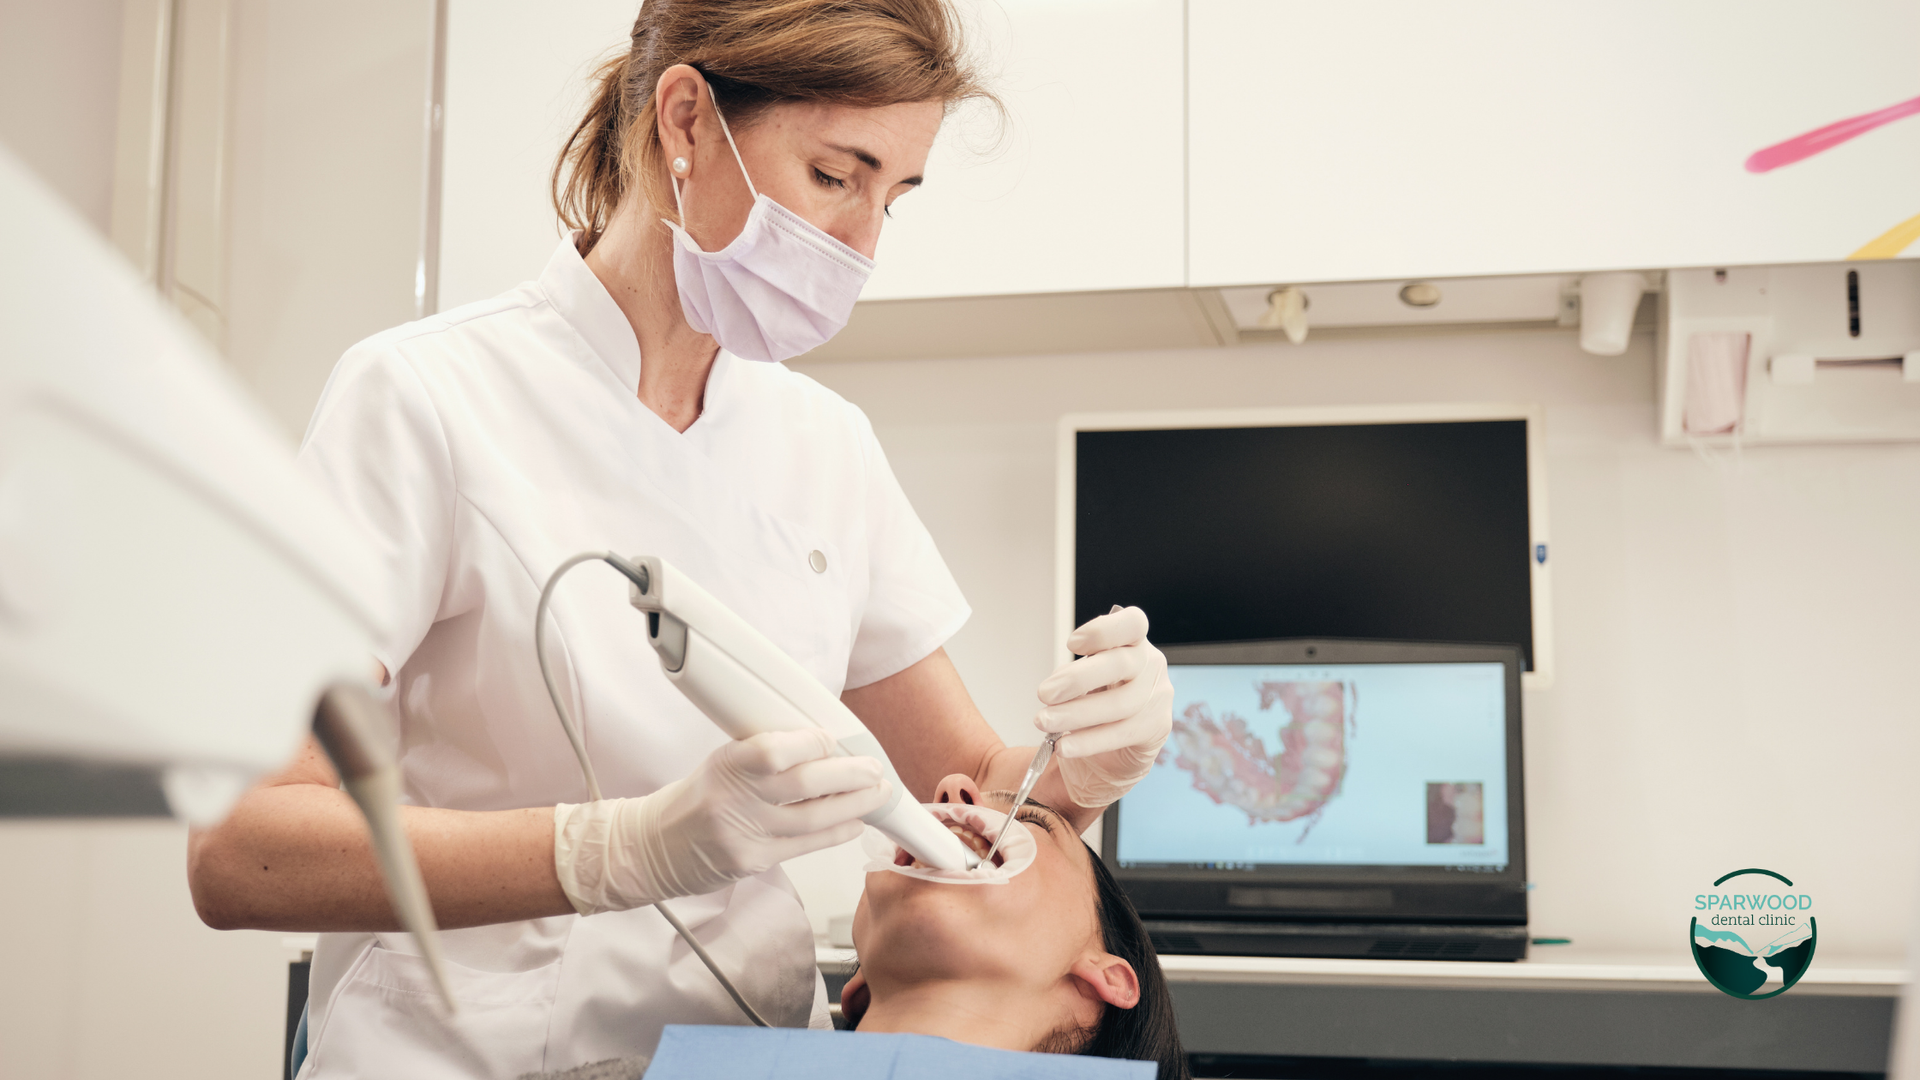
[854,906,1001,984]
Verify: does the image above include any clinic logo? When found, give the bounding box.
[1690,868,1815,999]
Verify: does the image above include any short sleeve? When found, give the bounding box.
[843,410,970,690]
[297,340,454,676]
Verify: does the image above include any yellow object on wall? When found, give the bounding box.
[1849,212,1920,260]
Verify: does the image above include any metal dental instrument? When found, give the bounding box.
[983,605,1123,867]
[983,730,1058,869]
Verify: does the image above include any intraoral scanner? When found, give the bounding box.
[625,556,977,873]
[561,553,977,873]
[533,552,978,1027]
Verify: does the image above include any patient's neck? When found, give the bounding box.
[857,979,1059,1052]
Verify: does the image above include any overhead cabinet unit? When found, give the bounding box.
[1186,0,1920,288]
[861,0,1187,300]
[438,0,1918,316]
[438,0,1186,310]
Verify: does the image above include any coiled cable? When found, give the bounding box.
[535,551,773,1028]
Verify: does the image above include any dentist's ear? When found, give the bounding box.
[1069,953,1140,1010]
[653,65,703,172]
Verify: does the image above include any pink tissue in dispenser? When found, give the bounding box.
[1685,331,1750,435]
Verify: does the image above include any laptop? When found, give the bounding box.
[1101,638,1529,961]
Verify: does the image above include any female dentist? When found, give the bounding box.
[187,1,1172,1076]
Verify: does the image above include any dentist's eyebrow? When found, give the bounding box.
[829,143,923,186]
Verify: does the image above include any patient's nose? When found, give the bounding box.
[932,773,980,806]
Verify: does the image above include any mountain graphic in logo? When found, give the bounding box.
[1690,868,1816,1000]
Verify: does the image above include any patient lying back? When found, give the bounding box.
[843,774,1184,1076]
[527,775,1186,1080]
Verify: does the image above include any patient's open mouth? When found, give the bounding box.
[896,817,1005,870]
[863,803,1035,884]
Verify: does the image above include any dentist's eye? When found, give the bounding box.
[813,168,846,190]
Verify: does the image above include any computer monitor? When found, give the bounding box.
[1057,404,1552,683]
[1101,638,1527,939]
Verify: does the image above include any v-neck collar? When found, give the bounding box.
[536,235,734,432]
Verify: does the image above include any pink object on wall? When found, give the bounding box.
[1684,332,1750,435]
[1744,94,1920,173]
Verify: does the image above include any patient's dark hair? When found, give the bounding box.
[1054,842,1189,1080]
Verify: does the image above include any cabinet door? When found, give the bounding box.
[1188,0,1920,288]
[861,0,1186,300]
[438,0,635,312]
[440,1,1187,310]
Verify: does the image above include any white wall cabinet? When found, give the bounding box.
[437,0,1186,311]
[441,1,1919,311]
[438,0,635,311]
[1187,0,1920,288]
[861,0,1186,300]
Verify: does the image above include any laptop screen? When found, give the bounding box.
[1115,660,1512,872]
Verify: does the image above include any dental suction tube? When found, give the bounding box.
[312,684,456,1013]
[625,556,976,873]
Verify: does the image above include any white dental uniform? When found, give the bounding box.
[292,237,968,1079]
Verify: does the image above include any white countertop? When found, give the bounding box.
[816,944,1907,995]
[289,938,1904,996]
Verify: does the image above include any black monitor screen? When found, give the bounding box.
[1074,420,1534,668]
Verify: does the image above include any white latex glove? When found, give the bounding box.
[553,728,888,915]
[1034,606,1173,809]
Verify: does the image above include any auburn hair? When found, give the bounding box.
[554,0,991,253]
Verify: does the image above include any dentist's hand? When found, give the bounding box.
[1035,606,1173,810]
[553,729,888,915]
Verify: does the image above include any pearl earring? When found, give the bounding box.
[671,156,689,174]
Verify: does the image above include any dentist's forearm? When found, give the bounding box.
[187,737,572,932]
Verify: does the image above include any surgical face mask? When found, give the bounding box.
[664,96,874,363]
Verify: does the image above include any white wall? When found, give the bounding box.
[0,822,294,1080]
[0,0,124,231]
[224,0,433,437]
[790,325,1920,958]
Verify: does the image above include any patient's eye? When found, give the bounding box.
[1016,807,1056,834]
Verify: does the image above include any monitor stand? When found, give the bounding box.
[1144,920,1529,961]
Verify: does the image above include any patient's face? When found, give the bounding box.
[852,780,1102,995]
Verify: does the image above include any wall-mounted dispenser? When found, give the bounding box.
[1657,261,1920,445]
[1577,272,1652,356]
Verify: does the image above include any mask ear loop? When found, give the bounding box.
[668,85,758,227]
[707,92,759,201]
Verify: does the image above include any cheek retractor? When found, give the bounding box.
[861,803,1038,885]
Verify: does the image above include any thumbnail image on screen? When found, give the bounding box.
[1115,662,1509,870]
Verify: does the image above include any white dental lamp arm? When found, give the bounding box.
[623,555,976,873]
[0,147,453,1012]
